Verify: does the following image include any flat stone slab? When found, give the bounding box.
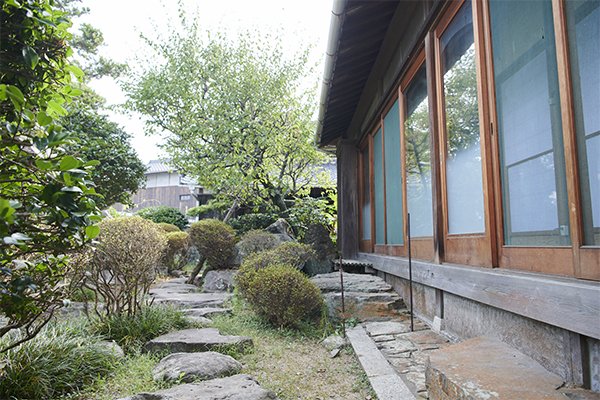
[312,272,394,293]
[142,328,252,354]
[323,292,404,322]
[182,308,232,318]
[365,321,411,337]
[151,292,232,309]
[150,282,200,294]
[347,325,416,400]
[118,374,277,400]
[153,351,242,383]
[426,336,566,400]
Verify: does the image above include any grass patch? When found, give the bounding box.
[0,319,119,400]
[90,303,202,354]
[210,298,377,400]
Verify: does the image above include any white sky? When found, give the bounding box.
[77,0,333,163]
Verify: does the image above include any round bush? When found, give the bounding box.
[135,206,188,230]
[243,264,323,328]
[158,222,180,232]
[164,231,190,272]
[236,242,314,296]
[238,230,280,259]
[188,219,236,270]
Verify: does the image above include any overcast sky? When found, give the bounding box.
[77,0,333,163]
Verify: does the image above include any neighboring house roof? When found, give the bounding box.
[145,160,197,186]
[316,0,400,149]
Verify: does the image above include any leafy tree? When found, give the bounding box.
[135,206,188,231]
[0,0,101,351]
[123,12,331,219]
[61,105,147,209]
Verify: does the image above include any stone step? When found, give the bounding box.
[426,336,599,400]
[142,328,253,354]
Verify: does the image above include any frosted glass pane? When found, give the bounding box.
[384,99,403,245]
[490,0,571,246]
[373,129,385,245]
[507,153,558,233]
[441,1,485,234]
[567,0,600,245]
[362,148,371,240]
[405,64,433,238]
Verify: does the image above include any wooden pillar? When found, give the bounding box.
[337,140,359,259]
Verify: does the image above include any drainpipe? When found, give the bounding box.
[314,0,348,149]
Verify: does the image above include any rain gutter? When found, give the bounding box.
[314,0,348,151]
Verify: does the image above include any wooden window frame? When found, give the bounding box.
[400,50,435,261]
[433,0,495,267]
[481,0,598,279]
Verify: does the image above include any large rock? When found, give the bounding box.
[150,292,232,309]
[150,281,200,294]
[202,270,236,293]
[142,328,253,354]
[153,351,242,383]
[264,218,295,243]
[302,224,337,277]
[118,374,277,400]
[312,272,404,323]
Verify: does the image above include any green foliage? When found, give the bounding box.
[238,230,280,259]
[123,13,332,214]
[158,222,180,232]
[228,213,279,236]
[72,216,167,319]
[91,304,198,354]
[61,105,147,209]
[241,264,323,328]
[286,193,337,241]
[164,231,190,272]
[135,205,188,230]
[0,0,102,351]
[0,320,118,399]
[186,199,228,218]
[236,242,314,296]
[188,219,236,270]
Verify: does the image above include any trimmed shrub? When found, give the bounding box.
[91,304,196,354]
[0,320,118,399]
[135,206,189,230]
[189,219,236,270]
[243,264,323,328]
[238,230,280,259]
[236,242,315,296]
[72,216,167,319]
[164,231,190,272]
[157,222,180,232]
[228,213,278,235]
[187,219,237,283]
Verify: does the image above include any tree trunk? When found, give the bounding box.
[186,256,206,285]
[223,199,239,224]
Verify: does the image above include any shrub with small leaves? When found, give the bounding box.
[187,219,237,283]
[228,213,278,235]
[238,230,280,259]
[236,242,314,296]
[135,206,188,230]
[164,231,190,272]
[72,216,167,319]
[157,222,180,232]
[243,264,323,328]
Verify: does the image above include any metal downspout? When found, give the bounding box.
[314,0,348,148]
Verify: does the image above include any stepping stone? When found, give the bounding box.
[153,351,242,383]
[142,328,253,354]
[118,374,277,400]
[365,321,411,337]
[151,292,232,309]
[150,282,200,294]
[182,307,232,318]
[312,272,394,293]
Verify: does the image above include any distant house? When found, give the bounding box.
[112,160,211,215]
[316,0,599,391]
